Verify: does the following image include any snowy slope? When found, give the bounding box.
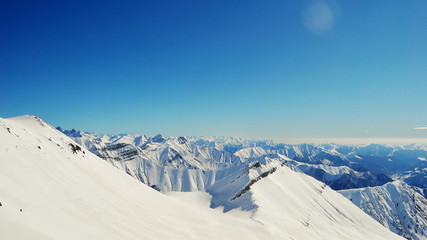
[0,115,403,240]
[61,130,392,192]
[57,127,427,240]
[0,116,274,240]
[59,130,244,192]
[207,156,403,239]
[340,181,427,240]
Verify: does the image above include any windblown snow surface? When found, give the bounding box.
[0,115,403,240]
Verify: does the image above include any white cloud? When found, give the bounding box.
[414,125,427,130]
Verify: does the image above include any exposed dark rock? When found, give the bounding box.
[232,167,277,201]
[177,136,187,144]
[105,143,128,151]
[69,143,82,154]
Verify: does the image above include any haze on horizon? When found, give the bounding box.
[1,1,426,143]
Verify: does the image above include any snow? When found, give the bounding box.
[252,169,396,239]
[0,116,270,240]
[0,115,403,239]
[208,158,403,239]
[340,181,427,240]
[60,127,427,239]
[234,147,270,160]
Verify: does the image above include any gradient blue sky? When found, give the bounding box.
[1,0,426,142]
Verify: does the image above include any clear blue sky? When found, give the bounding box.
[1,0,426,142]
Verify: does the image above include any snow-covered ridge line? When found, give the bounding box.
[0,115,405,239]
[56,124,427,240]
[59,127,402,192]
[231,165,277,201]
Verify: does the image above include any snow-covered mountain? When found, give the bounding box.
[58,130,245,192]
[285,159,391,190]
[207,157,398,239]
[0,115,404,239]
[57,129,427,239]
[340,181,427,240]
[191,138,427,174]
[60,130,393,192]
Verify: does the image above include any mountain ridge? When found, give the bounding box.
[0,115,404,239]
[56,124,427,240]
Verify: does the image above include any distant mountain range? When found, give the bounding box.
[57,128,427,239]
[0,115,404,239]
